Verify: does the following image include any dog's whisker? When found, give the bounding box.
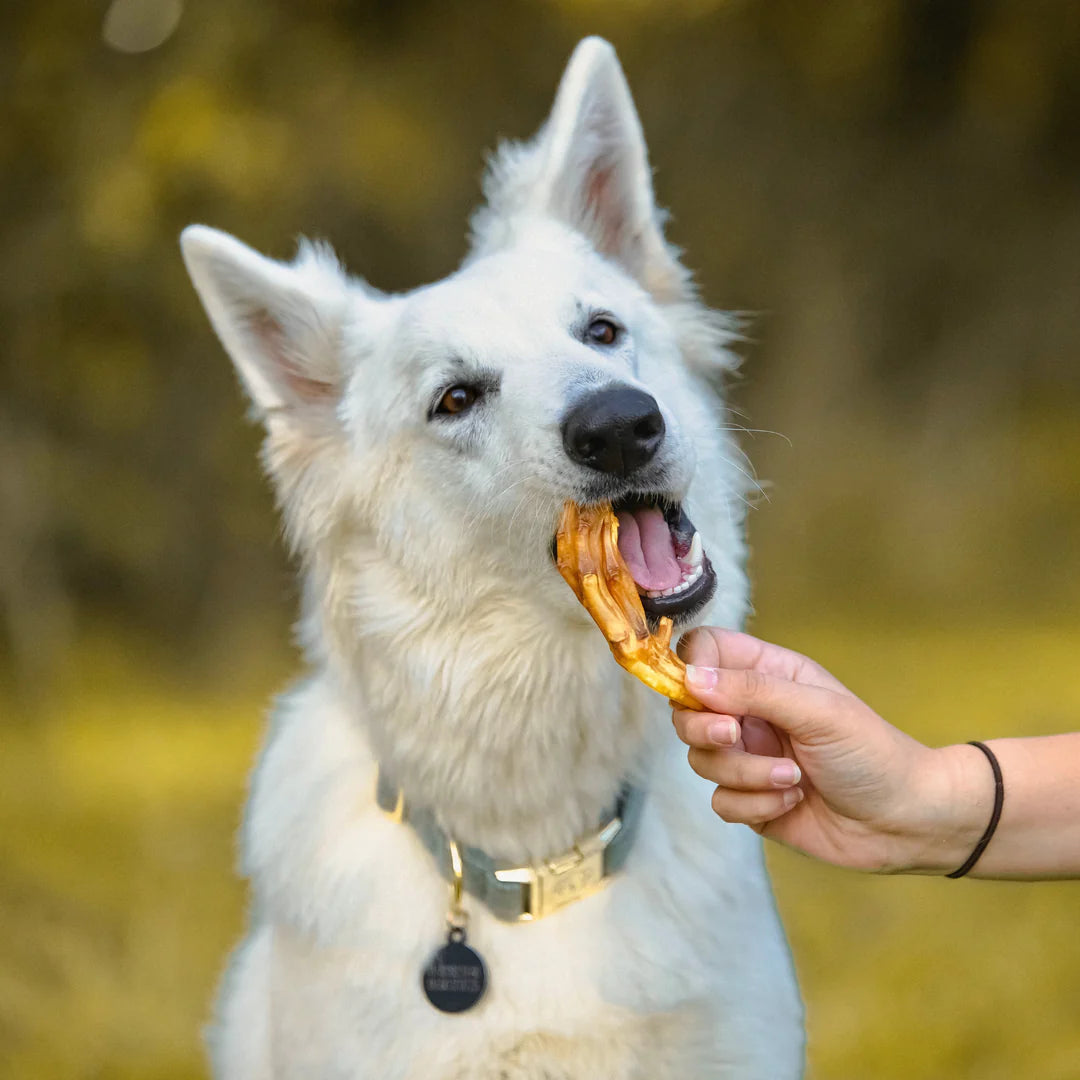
[472,472,538,526]
[720,424,793,447]
[720,451,768,504]
[460,458,534,528]
[505,481,545,544]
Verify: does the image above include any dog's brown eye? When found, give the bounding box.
[436,385,479,416]
[586,318,619,346]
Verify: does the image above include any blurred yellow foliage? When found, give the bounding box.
[80,156,157,256]
[3,1,1080,1076]
[139,77,292,200]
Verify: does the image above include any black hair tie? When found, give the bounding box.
[946,741,1004,879]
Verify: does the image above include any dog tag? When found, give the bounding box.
[421,925,487,1013]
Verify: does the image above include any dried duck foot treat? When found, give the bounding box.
[556,500,703,710]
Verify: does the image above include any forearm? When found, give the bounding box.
[907,735,1080,879]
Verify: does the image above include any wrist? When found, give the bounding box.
[888,743,995,875]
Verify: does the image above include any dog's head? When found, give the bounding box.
[182,39,748,651]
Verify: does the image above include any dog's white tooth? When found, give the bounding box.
[686,564,703,585]
[674,581,689,594]
[687,532,703,569]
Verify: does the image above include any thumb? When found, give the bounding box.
[684,665,852,745]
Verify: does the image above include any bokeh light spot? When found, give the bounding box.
[102,0,183,54]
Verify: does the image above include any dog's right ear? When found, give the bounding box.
[180,226,353,422]
[474,38,688,301]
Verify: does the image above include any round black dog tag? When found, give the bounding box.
[421,926,487,1013]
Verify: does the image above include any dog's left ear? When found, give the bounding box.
[530,38,685,298]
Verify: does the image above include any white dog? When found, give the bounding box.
[181,37,803,1080]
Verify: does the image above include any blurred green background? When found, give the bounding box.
[2,1,1079,1077]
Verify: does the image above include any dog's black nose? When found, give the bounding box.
[561,386,665,476]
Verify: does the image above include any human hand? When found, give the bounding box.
[671,628,987,873]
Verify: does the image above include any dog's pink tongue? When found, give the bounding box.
[615,508,682,591]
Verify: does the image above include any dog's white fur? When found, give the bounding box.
[182,38,803,1080]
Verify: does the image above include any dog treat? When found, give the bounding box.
[556,501,703,710]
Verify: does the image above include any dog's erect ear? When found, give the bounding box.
[531,38,683,296]
[181,226,352,419]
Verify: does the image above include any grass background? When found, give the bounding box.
[3,612,1078,1078]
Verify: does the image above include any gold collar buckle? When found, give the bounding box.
[493,815,623,921]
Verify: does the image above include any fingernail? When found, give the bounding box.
[685,665,717,690]
[782,786,804,808]
[707,719,738,746]
[770,761,802,787]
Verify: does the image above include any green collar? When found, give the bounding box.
[375,769,645,922]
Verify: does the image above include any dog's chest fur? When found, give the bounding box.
[213,669,803,1080]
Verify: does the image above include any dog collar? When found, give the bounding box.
[375,768,645,922]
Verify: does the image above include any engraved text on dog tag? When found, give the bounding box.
[421,926,487,1013]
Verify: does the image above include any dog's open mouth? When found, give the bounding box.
[611,494,716,620]
[552,493,717,623]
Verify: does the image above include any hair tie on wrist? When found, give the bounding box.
[946,741,1004,879]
